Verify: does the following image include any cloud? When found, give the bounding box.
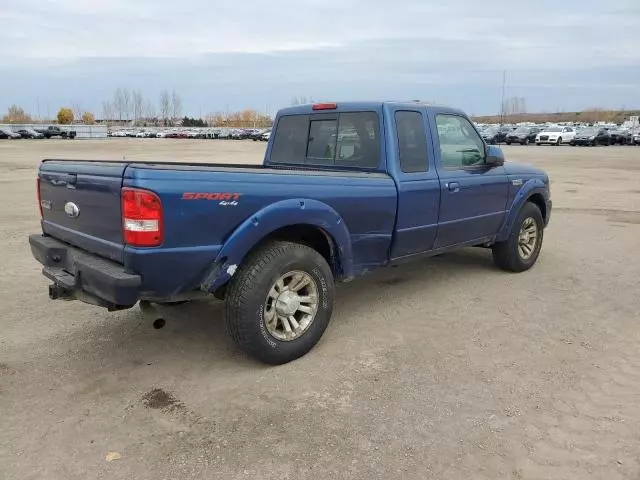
[1,0,639,115]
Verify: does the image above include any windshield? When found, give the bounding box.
[545,127,562,132]
[514,127,530,134]
[580,128,597,135]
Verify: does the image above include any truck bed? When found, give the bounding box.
[37,158,398,299]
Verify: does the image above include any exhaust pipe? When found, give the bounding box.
[139,300,166,329]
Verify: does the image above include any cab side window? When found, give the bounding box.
[395,111,428,173]
[435,115,485,168]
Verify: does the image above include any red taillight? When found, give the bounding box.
[37,177,43,217]
[121,188,163,247]
[312,102,337,110]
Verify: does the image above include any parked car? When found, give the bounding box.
[35,126,76,139]
[505,126,542,145]
[481,126,500,144]
[632,130,640,146]
[261,130,271,141]
[249,129,266,141]
[229,129,243,140]
[496,126,515,144]
[15,128,45,139]
[29,101,551,364]
[570,127,611,146]
[0,128,21,139]
[609,128,632,145]
[535,126,576,145]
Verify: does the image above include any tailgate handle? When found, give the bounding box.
[64,173,78,185]
[49,173,77,187]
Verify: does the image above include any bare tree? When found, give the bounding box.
[145,100,156,122]
[159,89,170,125]
[101,101,115,123]
[170,90,182,121]
[122,88,131,121]
[2,105,32,123]
[132,90,144,125]
[114,88,126,122]
[71,102,83,123]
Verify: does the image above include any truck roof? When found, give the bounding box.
[278,101,466,117]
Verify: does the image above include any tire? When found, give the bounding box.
[225,241,335,364]
[522,138,529,145]
[492,202,544,272]
[505,141,511,145]
[556,137,562,145]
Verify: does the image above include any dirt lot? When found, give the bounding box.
[1,139,640,480]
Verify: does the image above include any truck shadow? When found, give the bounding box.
[32,248,500,379]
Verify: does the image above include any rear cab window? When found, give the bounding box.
[270,111,380,169]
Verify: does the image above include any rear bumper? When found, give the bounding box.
[29,234,141,309]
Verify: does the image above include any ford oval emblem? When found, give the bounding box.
[64,202,80,218]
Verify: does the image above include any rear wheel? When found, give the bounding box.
[492,202,544,272]
[225,241,334,364]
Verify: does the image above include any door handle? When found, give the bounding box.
[446,182,460,193]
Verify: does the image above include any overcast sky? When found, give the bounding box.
[1,0,639,117]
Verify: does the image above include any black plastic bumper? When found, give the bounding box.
[29,235,141,310]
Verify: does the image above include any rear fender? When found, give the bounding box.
[496,179,548,242]
[206,198,353,292]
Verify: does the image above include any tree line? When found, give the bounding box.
[100,87,182,126]
[2,88,274,127]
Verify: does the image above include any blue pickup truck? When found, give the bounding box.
[30,102,551,364]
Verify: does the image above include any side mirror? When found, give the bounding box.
[485,144,505,166]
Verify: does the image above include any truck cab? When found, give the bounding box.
[30,101,551,364]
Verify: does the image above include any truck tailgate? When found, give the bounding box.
[39,161,126,263]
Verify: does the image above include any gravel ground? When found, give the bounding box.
[1,139,639,480]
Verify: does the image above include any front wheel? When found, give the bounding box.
[225,241,334,364]
[556,137,562,145]
[492,202,544,272]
